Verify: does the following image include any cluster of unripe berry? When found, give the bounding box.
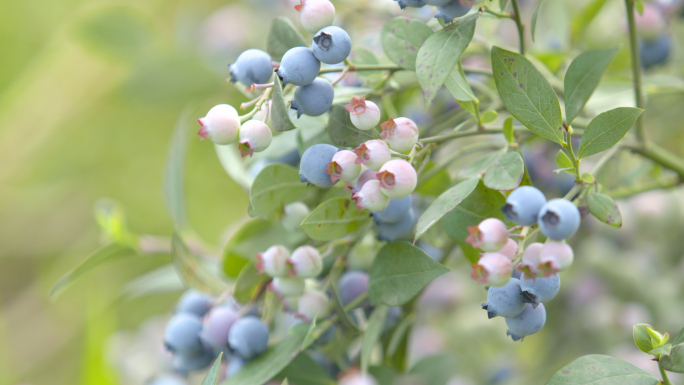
[393,0,476,23]
[465,186,580,340]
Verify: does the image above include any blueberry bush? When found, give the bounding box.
[49,0,684,384]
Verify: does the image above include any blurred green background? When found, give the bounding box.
[2,0,684,384]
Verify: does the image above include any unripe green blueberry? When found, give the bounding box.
[255,245,290,278]
[352,179,390,212]
[380,117,419,153]
[270,276,306,298]
[197,104,240,145]
[238,120,272,158]
[517,242,543,278]
[327,150,361,183]
[296,289,330,321]
[465,218,508,252]
[353,140,391,171]
[470,252,512,287]
[295,0,336,34]
[538,241,574,276]
[345,97,381,131]
[287,245,323,278]
[282,202,310,231]
[376,159,417,199]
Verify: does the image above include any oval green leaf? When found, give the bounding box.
[201,353,223,385]
[444,66,476,102]
[272,76,296,132]
[483,152,525,191]
[409,354,457,385]
[381,17,434,70]
[266,17,307,61]
[233,264,270,304]
[414,177,479,242]
[578,107,643,159]
[249,164,310,217]
[327,105,374,147]
[660,343,684,373]
[222,335,302,385]
[361,306,389,373]
[301,198,372,241]
[545,354,659,384]
[587,192,622,228]
[276,352,335,385]
[564,47,618,125]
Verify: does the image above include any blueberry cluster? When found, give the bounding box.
[197,104,272,158]
[465,185,580,341]
[393,0,475,23]
[162,290,270,379]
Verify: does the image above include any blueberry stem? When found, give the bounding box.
[330,65,350,86]
[658,357,673,385]
[239,88,272,123]
[481,6,514,20]
[510,0,525,55]
[624,0,647,146]
[562,130,582,182]
[605,175,679,199]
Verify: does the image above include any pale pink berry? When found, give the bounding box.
[350,169,378,194]
[197,104,240,145]
[326,150,361,183]
[376,159,417,199]
[238,120,272,158]
[634,4,665,39]
[339,372,378,385]
[517,242,543,279]
[499,238,518,260]
[538,241,574,276]
[295,0,335,34]
[296,289,330,321]
[465,218,508,252]
[352,179,390,211]
[471,252,512,287]
[255,245,290,278]
[345,97,381,131]
[269,276,306,298]
[287,245,323,278]
[380,117,419,153]
[353,140,391,171]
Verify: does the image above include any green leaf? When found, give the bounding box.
[249,164,310,217]
[416,14,478,107]
[94,199,137,246]
[444,67,476,102]
[49,243,134,301]
[457,241,481,264]
[361,306,389,373]
[369,366,396,385]
[636,0,644,14]
[266,17,307,61]
[483,152,525,191]
[369,242,450,307]
[222,335,302,385]
[660,343,684,373]
[564,47,618,124]
[233,264,270,304]
[503,116,515,143]
[201,353,223,385]
[481,110,498,124]
[500,0,510,11]
[587,192,622,228]
[172,233,228,294]
[545,354,659,384]
[570,0,607,42]
[301,198,372,241]
[330,281,361,333]
[578,107,643,159]
[671,326,684,345]
[634,324,658,353]
[381,17,434,70]
[531,0,546,42]
[491,46,564,144]
[214,144,252,190]
[414,177,479,242]
[276,352,335,385]
[387,313,414,359]
[272,76,297,132]
[164,110,191,231]
[409,354,457,385]
[327,105,374,147]
[648,344,671,356]
[555,149,574,169]
[443,180,507,242]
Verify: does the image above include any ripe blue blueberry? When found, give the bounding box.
[640,34,671,69]
[276,47,321,86]
[175,289,213,317]
[299,144,339,187]
[394,0,427,8]
[425,0,451,5]
[225,355,247,379]
[373,195,412,224]
[519,272,561,304]
[164,313,204,354]
[228,316,269,359]
[502,186,546,226]
[172,348,216,373]
[537,198,581,240]
[481,278,526,318]
[229,49,273,86]
[505,303,546,341]
[376,208,417,242]
[312,26,352,64]
[338,271,370,308]
[291,78,334,117]
[435,0,472,23]
[148,375,188,385]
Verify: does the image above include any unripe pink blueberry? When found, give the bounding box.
[197,104,240,145]
[238,120,273,158]
[296,289,330,321]
[287,245,323,278]
[295,0,336,34]
[339,372,378,385]
[255,245,290,278]
[352,179,390,212]
[380,117,419,153]
[498,238,518,260]
[470,252,512,287]
[200,307,239,348]
[350,169,378,194]
[538,241,574,276]
[465,218,508,252]
[517,242,543,278]
[345,97,381,131]
[353,140,391,171]
[634,4,665,40]
[269,276,306,298]
[326,150,362,183]
[376,159,417,199]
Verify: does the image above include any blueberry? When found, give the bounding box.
[376,208,417,242]
[175,289,213,317]
[640,34,671,69]
[519,272,560,304]
[481,278,526,318]
[225,355,247,378]
[164,313,204,354]
[200,307,239,349]
[501,186,546,226]
[228,316,269,359]
[505,303,546,341]
[312,26,352,64]
[435,0,472,23]
[296,0,336,34]
[299,143,339,187]
[376,159,417,199]
[338,271,370,308]
[276,47,321,86]
[291,78,334,117]
[340,373,379,385]
[373,195,413,224]
[229,49,273,86]
[172,348,216,373]
[426,0,451,5]
[147,375,188,385]
[384,306,403,332]
[395,0,427,9]
[537,199,581,240]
